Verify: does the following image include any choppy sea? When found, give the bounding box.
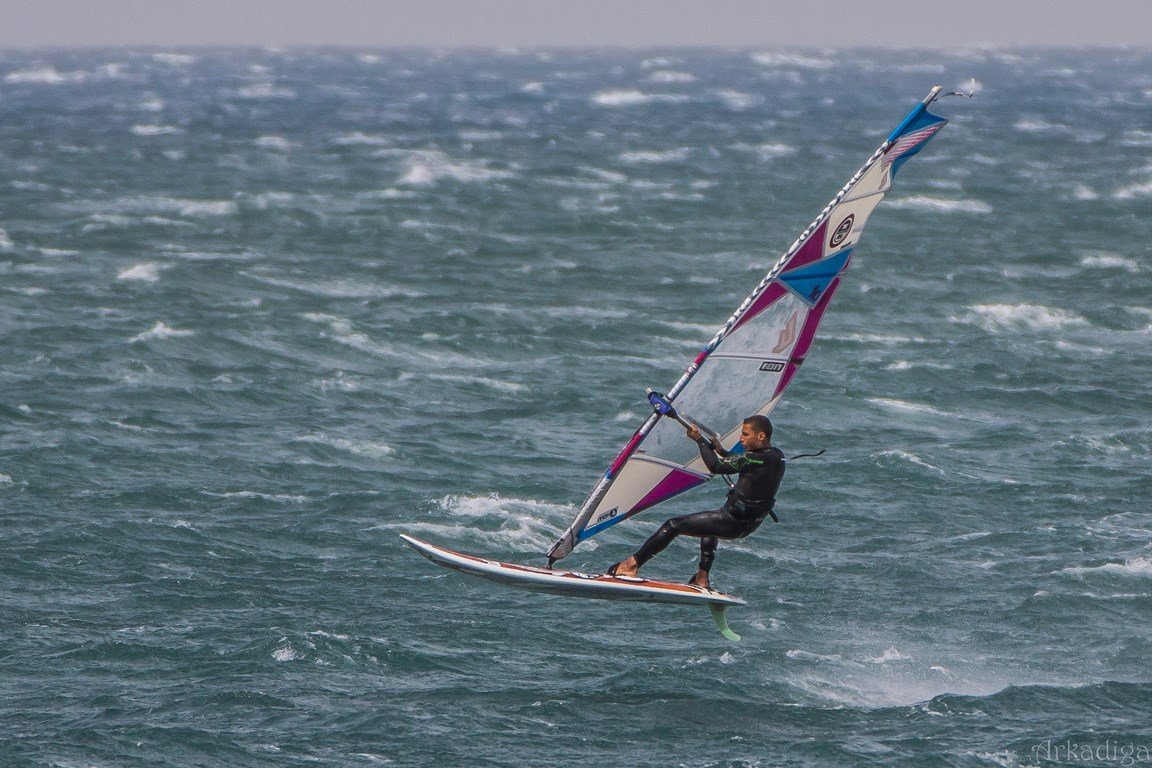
[1,47,1150,768]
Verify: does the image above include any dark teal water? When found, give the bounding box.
[1,48,1150,767]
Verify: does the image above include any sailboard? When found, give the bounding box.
[403,85,966,639]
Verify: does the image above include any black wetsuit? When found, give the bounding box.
[631,438,786,574]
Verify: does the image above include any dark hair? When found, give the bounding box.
[743,415,773,442]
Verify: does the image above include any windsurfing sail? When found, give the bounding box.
[548,86,959,564]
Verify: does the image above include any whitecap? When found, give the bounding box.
[272,640,300,662]
[716,90,759,110]
[251,275,421,299]
[390,149,515,185]
[1113,180,1152,200]
[1120,130,1152,146]
[870,646,911,664]
[1061,556,1152,579]
[867,398,954,418]
[294,434,394,460]
[1078,253,1139,272]
[884,360,952,371]
[129,322,193,343]
[730,142,797,160]
[647,70,696,84]
[204,491,308,503]
[416,372,526,394]
[955,303,1089,333]
[255,135,293,151]
[786,649,843,662]
[4,66,86,85]
[117,263,162,282]
[875,449,947,475]
[1072,184,1099,201]
[591,89,689,107]
[152,53,196,66]
[750,52,835,70]
[131,125,182,136]
[333,132,391,146]
[618,148,691,164]
[885,196,992,214]
[235,83,296,100]
[0,226,15,253]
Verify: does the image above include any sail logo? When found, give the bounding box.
[594,507,619,524]
[830,214,854,248]
[759,361,785,373]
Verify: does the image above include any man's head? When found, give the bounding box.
[740,415,773,450]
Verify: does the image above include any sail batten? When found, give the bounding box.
[547,88,955,564]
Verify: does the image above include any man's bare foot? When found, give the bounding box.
[688,570,710,590]
[608,556,640,578]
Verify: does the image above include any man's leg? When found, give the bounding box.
[690,536,719,588]
[610,508,745,577]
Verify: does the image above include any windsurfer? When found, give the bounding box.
[607,415,785,589]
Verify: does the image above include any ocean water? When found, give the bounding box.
[1,47,1150,767]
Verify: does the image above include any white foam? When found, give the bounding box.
[519,81,544,95]
[786,649,843,662]
[129,322,193,343]
[295,434,394,460]
[153,53,196,66]
[1114,180,1152,200]
[235,83,296,100]
[876,449,947,475]
[333,132,392,146]
[4,66,87,84]
[884,360,952,371]
[716,90,759,110]
[750,52,835,70]
[1079,253,1139,272]
[1120,130,1152,146]
[618,148,691,164]
[647,70,696,84]
[1062,556,1152,579]
[591,89,689,107]
[870,646,911,664]
[956,303,1089,333]
[138,95,165,112]
[131,124,182,136]
[886,196,992,214]
[255,135,293,151]
[252,275,421,299]
[1013,118,1069,133]
[0,226,15,253]
[204,491,308,503]
[1072,184,1099,201]
[392,149,515,186]
[868,398,954,418]
[731,142,797,161]
[117,262,162,282]
[418,372,526,394]
[272,640,300,662]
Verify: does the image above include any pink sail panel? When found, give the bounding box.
[628,467,707,515]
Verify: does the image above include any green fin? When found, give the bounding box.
[710,605,741,642]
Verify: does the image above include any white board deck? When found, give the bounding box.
[401,534,746,608]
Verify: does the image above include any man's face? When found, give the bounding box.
[740,423,768,451]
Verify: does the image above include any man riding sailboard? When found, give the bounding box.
[402,85,969,639]
[608,415,785,590]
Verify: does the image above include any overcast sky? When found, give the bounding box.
[1,1,1151,48]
